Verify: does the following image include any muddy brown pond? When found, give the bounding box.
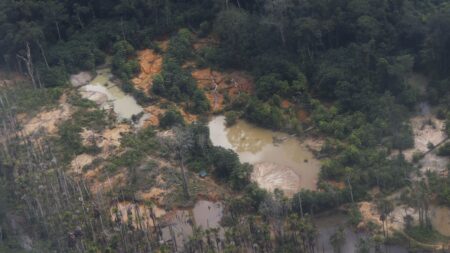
[162,200,224,250]
[208,116,321,196]
[80,68,144,120]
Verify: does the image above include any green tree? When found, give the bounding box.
[159,109,185,129]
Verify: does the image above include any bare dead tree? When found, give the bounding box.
[16,42,38,89]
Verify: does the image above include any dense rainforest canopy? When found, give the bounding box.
[1,0,449,112]
[1,0,450,252]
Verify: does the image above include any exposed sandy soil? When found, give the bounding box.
[395,111,449,177]
[357,201,383,230]
[359,200,450,243]
[70,154,95,174]
[179,107,198,123]
[136,188,167,206]
[251,162,301,196]
[403,115,447,162]
[358,201,417,232]
[73,124,130,178]
[131,49,163,94]
[111,201,166,228]
[141,105,166,127]
[70,72,93,87]
[430,206,450,236]
[22,94,72,136]
[420,151,450,175]
[80,124,130,154]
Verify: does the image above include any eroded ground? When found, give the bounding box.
[22,94,72,136]
[132,49,163,94]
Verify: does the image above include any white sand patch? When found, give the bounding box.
[251,162,301,196]
[70,72,93,87]
[403,115,446,161]
[70,154,94,174]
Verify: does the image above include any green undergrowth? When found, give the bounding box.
[406,226,450,245]
[2,82,63,114]
[52,93,112,164]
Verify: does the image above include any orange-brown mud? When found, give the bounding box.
[141,105,166,127]
[297,109,310,123]
[179,107,198,123]
[281,100,293,109]
[192,68,254,112]
[132,49,163,94]
[136,188,166,202]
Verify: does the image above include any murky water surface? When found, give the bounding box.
[162,201,223,251]
[208,116,320,194]
[315,213,409,253]
[81,68,143,120]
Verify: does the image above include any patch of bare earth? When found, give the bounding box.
[192,68,254,112]
[136,188,167,206]
[22,94,72,136]
[132,49,163,94]
[70,71,93,87]
[251,162,301,197]
[111,201,166,228]
[358,201,416,232]
[179,107,198,123]
[141,105,166,127]
[74,124,131,189]
[399,114,449,175]
[403,115,447,161]
[80,124,130,156]
[70,154,95,174]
